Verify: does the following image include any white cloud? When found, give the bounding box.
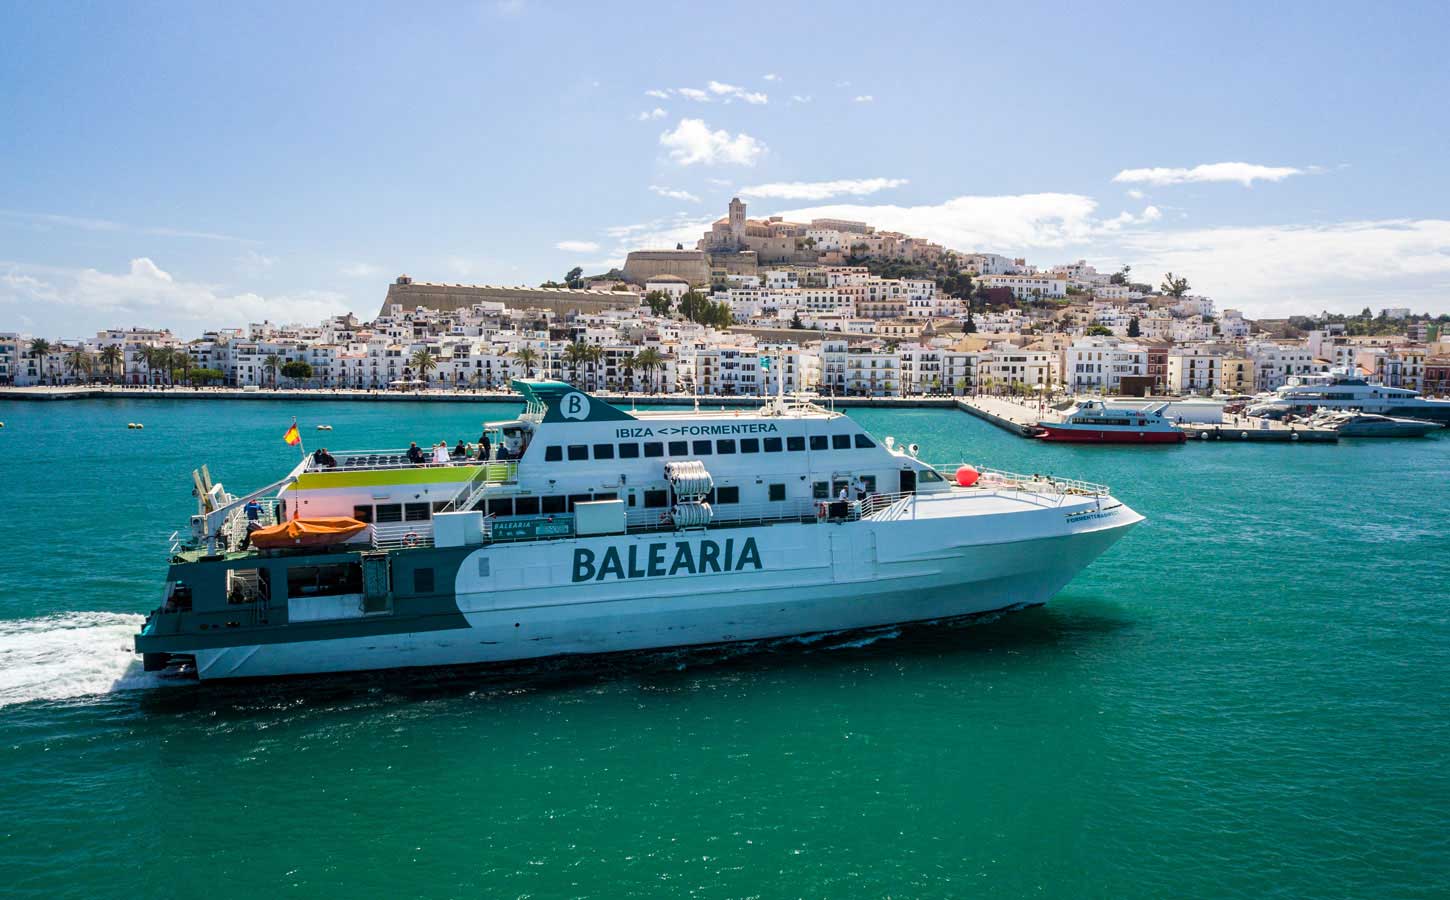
[659,119,766,167]
[1113,162,1305,187]
[1126,189,1145,200]
[0,208,247,242]
[706,81,768,104]
[677,87,710,102]
[852,95,874,103]
[791,94,812,104]
[768,193,1142,251]
[0,257,349,335]
[649,186,702,203]
[739,178,909,201]
[763,73,780,82]
[644,88,670,99]
[236,248,276,275]
[636,107,667,121]
[339,262,383,278]
[1118,218,1450,317]
[555,240,601,253]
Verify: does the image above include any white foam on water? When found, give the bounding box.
[0,612,172,707]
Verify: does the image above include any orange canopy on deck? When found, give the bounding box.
[248,517,369,549]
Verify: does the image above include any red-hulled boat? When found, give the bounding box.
[1034,399,1186,444]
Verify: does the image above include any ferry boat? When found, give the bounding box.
[1033,399,1186,444]
[134,381,1143,681]
[1245,370,1450,424]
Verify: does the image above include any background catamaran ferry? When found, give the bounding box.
[136,381,1143,680]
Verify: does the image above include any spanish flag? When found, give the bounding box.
[282,423,301,446]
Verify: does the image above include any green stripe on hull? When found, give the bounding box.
[292,465,494,491]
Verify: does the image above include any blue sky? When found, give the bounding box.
[3,0,1449,337]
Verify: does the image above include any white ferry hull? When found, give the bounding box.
[190,502,1140,680]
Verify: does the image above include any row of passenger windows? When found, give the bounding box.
[543,433,875,462]
[476,487,747,518]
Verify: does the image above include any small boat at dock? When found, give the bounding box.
[1033,400,1186,444]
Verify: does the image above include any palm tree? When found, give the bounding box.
[98,346,123,383]
[634,347,664,394]
[583,344,604,390]
[263,353,284,389]
[620,352,638,393]
[139,346,161,385]
[28,338,51,384]
[176,347,194,384]
[64,348,93,383]
[409,348,437,387]
[562,340,589,385]
[511,346,539,378]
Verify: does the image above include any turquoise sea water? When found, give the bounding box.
[0,397,1446,899]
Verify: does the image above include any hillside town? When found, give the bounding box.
[4,197,1448,399]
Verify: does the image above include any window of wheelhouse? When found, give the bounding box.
[809,435,828,451]
[764,437,783,452]
[831,434,850,450]
[287,562,362,598]
[352,505,374,523]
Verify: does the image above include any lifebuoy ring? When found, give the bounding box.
[403,532,419,547]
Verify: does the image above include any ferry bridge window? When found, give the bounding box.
[787,436,805,452]
[542,495,566,514]
[740,438,760,453]
[768,483,786,502]
[567,445,588,461]
[854,434,876,449]
[716,439,736,454]
[287,562,363,599]
[764,437,783,452]
[692,439,712,455]
[404,502,431,522]
[413,567,435,594]
[514,496,540,516]
[567,494,592,511]
[668,440,688,455]
[593,444,615,460]
[861,475,877,493]
[644,489,669,508]
[809,435,829,451]
[832,434,851,450]
[375,504,403,524]
[544,446,563,462]
[486,498,514,517]
[351,505,374,524]
[644,442,665,458]
[716,486,740,504]
[618,443,640,459]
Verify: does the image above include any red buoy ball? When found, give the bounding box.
[955,465,980,487]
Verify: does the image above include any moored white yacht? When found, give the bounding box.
[135,381,1143,681]
[1246,370,1450,424]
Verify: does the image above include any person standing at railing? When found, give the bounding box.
[432,441,450,464]
[451,440,468,459]
[406,442,425,465]
[477,430,491,462]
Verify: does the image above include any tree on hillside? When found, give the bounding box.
[678,290,708,323]
[565,267,584,289]
[644,290,673,317]
[1127,316,1141,338]
[789,311,805,329]
[1110,265,1131,286]
[1161,272,1191,298]
[963,309,977,333]
[1086,324,1113,336]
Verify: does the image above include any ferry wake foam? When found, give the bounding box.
[0,612,169,707]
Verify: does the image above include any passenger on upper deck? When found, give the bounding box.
[431,442,450,464]
[312,447,337,468]
[451,440,468,459]
[477,430,492,461]
[406,442,425,465]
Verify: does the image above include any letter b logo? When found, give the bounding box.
[561,392,590,420]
